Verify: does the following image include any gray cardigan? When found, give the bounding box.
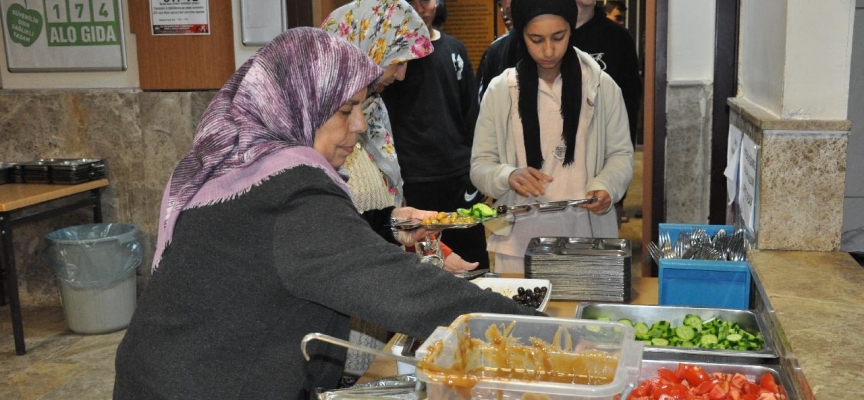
[113,166,540,399]
[470,47,634,233]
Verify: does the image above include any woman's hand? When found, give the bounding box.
[581,190,613,214]
[508,167,553,197]
[391,206,436,221]
[442,252,479,274]
[391,207,440,246]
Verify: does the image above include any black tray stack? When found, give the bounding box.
[0,162,15,185]
[525,237,632,302]
[4,159,106,185]
[50,159,106,184]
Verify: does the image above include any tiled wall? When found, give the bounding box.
[1,90,216,306]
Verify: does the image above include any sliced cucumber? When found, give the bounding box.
[634,322,649,338]
[726,333,742,342]
[651,337,669,346]
[675,325,696,341]
[617,318,633,326]
[683,314,703,328]
[699,334,719,347]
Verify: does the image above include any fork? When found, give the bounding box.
[646,241,662,264]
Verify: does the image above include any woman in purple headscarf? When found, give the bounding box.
[112,28,540,399]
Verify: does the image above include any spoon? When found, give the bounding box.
[301,332,417,366]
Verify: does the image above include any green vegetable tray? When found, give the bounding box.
[575,303,778,365]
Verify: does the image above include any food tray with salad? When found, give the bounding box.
[390,203,499,230]
[629,360,793,400]
[575,303,778,365]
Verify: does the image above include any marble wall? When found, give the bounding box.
[664,81,713,224]
[1,90,216,306]
[728,98,849,251]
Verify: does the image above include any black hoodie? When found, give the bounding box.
[572,7,642,144]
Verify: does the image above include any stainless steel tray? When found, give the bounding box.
[496,197,597,215]
[48,158,104,171]
[575,303,778,364]
[526,237,632,257]
[639,360,796,400]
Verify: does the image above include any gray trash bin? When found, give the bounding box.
[43,223,142,334]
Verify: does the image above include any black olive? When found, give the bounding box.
[517,287,526,295]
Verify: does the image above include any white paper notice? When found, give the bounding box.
[738,134,759,230]
[150,0,209,36]
[724,124,743,205]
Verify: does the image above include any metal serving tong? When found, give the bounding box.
[495,197,598,216]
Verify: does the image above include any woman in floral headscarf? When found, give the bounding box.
[112,27,540,399]
[322,1,479,273]
[321,0,432,213]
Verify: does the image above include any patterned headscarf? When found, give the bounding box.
[321,0,433,206]
[152,27,382,270]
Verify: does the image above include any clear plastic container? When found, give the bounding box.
[415,313,644,399]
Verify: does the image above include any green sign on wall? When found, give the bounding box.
[1,0,126,71]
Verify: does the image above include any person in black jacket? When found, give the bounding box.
[574,0,642,224]
[383,0,489,269]
[476,0,514,102]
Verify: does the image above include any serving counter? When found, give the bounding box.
[356,252,864,400]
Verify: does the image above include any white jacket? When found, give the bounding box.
[470,47,634,233]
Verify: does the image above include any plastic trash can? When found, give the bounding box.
[43,223,142,334]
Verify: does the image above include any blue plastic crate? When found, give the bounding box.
[657,224,750,309]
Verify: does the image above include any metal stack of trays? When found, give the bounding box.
[50,159,106,184]
[525,237,632,302]
[7,158,106,184]
[12,161,51,183]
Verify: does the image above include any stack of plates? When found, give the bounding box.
[524,237,631,302]
[7,158,106,184]
[50,159,106,184]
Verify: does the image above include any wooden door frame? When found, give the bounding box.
[288,0,314,27]
[641,0,667,277]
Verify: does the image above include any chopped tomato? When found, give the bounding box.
[683,365,710,386]
[651,383,690,400]
[693,380,718,395]
[741,394,759,400]
[742,380,761,395]
[728,387,741,400]
[675,363,690,380]
[707,381,730,400]
[658,368,680,383]
[730,373,748,389]
[632,381,652,397]
[759,373,779,394]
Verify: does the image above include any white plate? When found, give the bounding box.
[472,277,552,312]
